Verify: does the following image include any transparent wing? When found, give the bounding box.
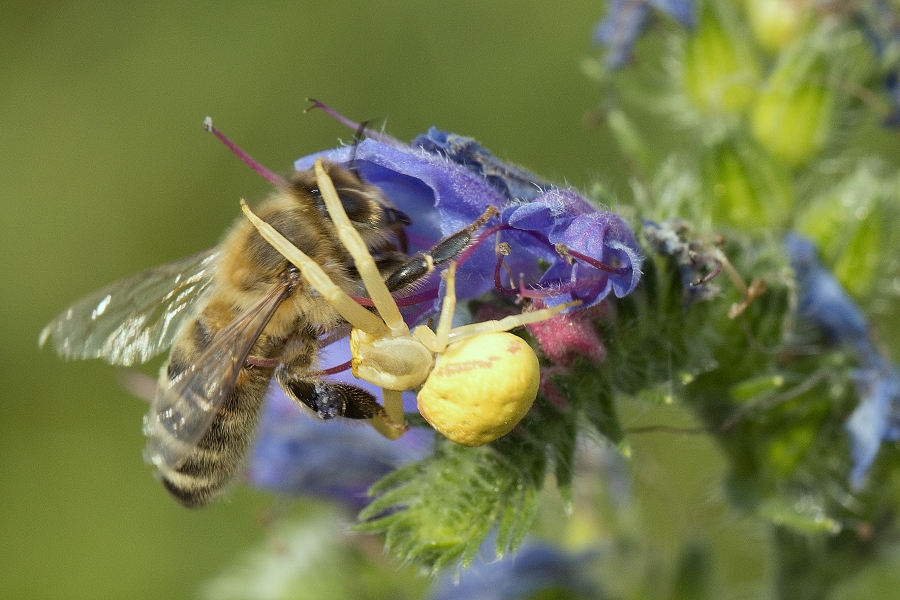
[142,279,293,471]
[39,249,220,365]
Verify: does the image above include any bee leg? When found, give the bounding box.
[384,205,499,292]
[276,371,407,438]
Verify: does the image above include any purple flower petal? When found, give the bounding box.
[506,190,643,306]
[297,131,642,312]
[411,127,552,201]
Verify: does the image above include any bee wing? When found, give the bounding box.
[39,249,220,365]
[142,278,293,471]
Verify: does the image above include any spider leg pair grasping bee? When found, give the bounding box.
[41,152,573,507]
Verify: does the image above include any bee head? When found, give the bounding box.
[293,161,411,249]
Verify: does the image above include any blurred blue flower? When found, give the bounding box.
[884,71,900,127]
[852,0,900,127]
[427,540,603,600]
[247,341,431,508]
[504,190,642,306]
[786,233,900,488]
[592,0,695,68]
[846,363,900,489]
[785,233,868,350]
[643,219,721,305]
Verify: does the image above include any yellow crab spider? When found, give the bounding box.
[241,158,577,445]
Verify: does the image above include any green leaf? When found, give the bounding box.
[359,440,532,569]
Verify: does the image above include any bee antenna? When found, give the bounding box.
[304,99,398,145]
[347,119,370,176]
[203,117,287,187]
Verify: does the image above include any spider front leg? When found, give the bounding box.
[348,208,502,393]
[240,199,408,438]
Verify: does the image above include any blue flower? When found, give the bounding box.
[786,233,900,488]
[846,363,900,489]
[884,71,900,128]
[504,190,642,306]
[296,121,642,313]
[411,127,553,202]
[785,233,868,350]
[427,541,602,600]
[246,108,642,498]
[592,0,695,68]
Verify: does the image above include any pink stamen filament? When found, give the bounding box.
[317,360,352,376]
[461,224,626,275]
[455,222,631,300]
[350,288,439,308]
[690,256,723,286]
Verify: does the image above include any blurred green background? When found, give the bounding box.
[0,1,765,598]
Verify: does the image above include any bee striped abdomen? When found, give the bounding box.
[151,309,278,508]
[158,364,273,507]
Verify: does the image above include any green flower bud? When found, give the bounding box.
[703,137,794,228]
[750,32,835,167]
[607,107,652,176]
[743,0,811,53]
[729,374,785,403]
[758,498,840,534]
[683,3,761,115]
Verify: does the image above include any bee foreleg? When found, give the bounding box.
[275,369,407,438]
[383,205,499,292]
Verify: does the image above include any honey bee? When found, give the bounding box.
[40,161,493,507]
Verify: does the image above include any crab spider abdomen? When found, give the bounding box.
[417,332,541,446]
